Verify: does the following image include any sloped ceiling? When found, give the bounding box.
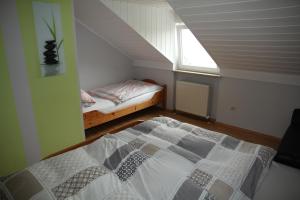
[168,0,300,75]
[74,0,171,65]
[100,0,177,64]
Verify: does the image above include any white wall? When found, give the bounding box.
[101,0,176,64]
[133,67,174,110]
[1,0,41,164]
[216,77,300,138]
[75,21,133,89]
[175,72,300,138]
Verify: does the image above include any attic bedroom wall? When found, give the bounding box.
[216,77,300,138]
[176,72,300,138]
[75,21,133,89]
[133,67,174,109]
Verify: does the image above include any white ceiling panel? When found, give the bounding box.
[74,0,170,65]
[168,0,300,74]
[174,0,300,16]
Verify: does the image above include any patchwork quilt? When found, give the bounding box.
[0,117,275,200]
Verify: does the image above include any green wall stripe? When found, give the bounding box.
[0,29,27,176]
[16,0,84,157]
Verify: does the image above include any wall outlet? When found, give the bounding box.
[230,106,236,111]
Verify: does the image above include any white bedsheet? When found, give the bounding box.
[82,90,161,114]
[254,161,300,200]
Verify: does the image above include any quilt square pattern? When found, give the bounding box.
[5,170,43,200]
[128,138,146,149]
[221,136,240,150]
[258,146,275,168]
[209,179,233,200]
[52,166,108,200]
[131,121,160,134]
[238,142,257,154]
[173,179,204,200]
[104,144,135,170]
[141,144,160,156]
[152,117,182,128]
[192,128,222,142]
[127,128,142,136]
[240,158,263,198]
[29,148,96,188]
[179,123,195,132]
[150,128,179,144]
[104,190,142,200]
[177,135,215,158]
[190,169,213,189]
[168,145,201,164]
[116,151,149,182]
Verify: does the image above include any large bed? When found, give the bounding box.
[3,116,298,200]
[82,79,166,129]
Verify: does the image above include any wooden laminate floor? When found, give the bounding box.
[85,107,280,149]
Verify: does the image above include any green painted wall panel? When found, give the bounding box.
[0,30,27,176]
[16,0,84,157]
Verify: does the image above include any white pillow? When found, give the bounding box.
[80,89,96,104]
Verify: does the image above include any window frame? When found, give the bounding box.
[176,25,220,75]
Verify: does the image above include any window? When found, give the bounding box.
[177,25,219,74]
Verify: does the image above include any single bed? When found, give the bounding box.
[82,79,166,129]
[1,116,292,200]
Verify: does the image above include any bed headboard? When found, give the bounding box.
[142,79,158,84]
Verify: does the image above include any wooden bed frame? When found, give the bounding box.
[83,79,166,129]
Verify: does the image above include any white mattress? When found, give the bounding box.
[254,161,300,200]
[82,90,161,114]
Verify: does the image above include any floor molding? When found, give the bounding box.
[45,107,281,159]
[214,121,280,149]
[85,107,281,149]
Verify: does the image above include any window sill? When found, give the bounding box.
[174,69,221,78]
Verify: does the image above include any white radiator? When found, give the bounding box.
[175,81,210,118]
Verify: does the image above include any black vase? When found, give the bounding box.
[43,40,59,65]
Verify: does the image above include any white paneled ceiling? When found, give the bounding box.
[100,0,177,64]
[74,0,170,65]
[168,0,300,74]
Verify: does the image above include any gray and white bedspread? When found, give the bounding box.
[0,117,275,200]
